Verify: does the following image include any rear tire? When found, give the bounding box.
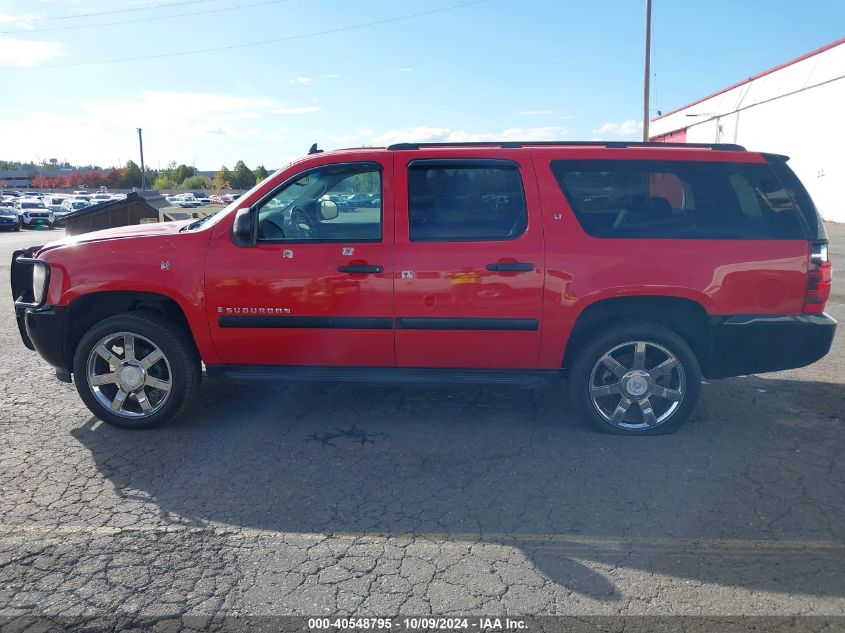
[568,321,701,435]
[73,312,201,429]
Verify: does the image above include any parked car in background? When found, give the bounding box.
[190,192,211,205]
[165,193,202,208]
[88,193,113,205]
[44,195,68,213]
[14,199,54,229]
[0,206,21,231]
[55,198,90,225]
[1,190,22,198]
[60,199,90,214]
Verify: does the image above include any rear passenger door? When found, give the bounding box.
[393,152,544,368]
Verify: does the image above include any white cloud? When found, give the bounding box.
[289,76,315,85]
[0,37,61,67]
[272,106,320,114]
[328,133,359,143]
[371,126,569,145]
[372,127,450,144]
[595,119,641,137]
[80,91,273,127]
[0,14,38,29]
[0,90,274,167]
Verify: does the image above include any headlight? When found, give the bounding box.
[32,264,47,303]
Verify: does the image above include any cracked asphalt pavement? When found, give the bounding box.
[1,226,844,625]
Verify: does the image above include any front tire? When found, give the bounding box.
[568,321,701,435]
[73,312,201,429]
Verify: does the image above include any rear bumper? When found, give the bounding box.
[703,313,837,379]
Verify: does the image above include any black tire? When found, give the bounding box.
[568,320,701,435]
[73,312,201,429]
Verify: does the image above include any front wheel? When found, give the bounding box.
[568,321,701,435]
[73,312,201,429]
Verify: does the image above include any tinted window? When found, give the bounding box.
[257,163,381,242]
[408,163,527,241]
[552,159,811,239]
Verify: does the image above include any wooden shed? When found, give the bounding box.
[61,193,159,236]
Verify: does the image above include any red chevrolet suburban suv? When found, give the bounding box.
[12,141,835,435]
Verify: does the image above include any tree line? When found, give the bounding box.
[0,159,271,191]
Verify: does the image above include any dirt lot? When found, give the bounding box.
[1,224,844,628]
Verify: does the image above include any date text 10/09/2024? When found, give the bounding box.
[307,618,528,631]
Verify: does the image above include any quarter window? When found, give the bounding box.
[408,162,527,241]
[257,163,382,242]
[551,159,810,240]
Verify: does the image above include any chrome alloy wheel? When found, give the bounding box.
[86,332,172,419]
[588,340,686,431]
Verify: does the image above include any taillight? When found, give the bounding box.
[804,241,832,313]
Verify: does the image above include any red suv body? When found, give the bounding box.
[12,141,835,434]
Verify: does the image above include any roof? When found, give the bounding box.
[653,36,845,122]
[59,191,156,223]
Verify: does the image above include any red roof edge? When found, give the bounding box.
[652,36,845,122]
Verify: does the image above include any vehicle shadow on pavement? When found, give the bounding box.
[71,374,845,601]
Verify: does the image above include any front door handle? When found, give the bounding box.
[338,264,383,274]
[486,262,534,272]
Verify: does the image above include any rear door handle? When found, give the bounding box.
[338,264,383,274]
[485,262,534,272]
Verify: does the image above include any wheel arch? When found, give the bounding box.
[63,291,200,372]
[562,295,710,371]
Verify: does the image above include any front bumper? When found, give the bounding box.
[19,306,71,373]
[703,313,837,379]
[12,246,70,373]
[22,217,52,226]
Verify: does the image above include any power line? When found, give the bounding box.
[20,0,216,21]
[0,0,491,71]
[1,0,292,34]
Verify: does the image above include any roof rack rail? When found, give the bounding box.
[385,141,746,152]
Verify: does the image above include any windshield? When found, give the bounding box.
[180,167,281,233]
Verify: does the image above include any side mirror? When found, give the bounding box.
[232,207,254,244]
[319,199,338,221]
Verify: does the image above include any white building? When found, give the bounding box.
[649,37,845,222]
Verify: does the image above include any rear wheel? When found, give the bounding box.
[73,313,200,429]
[568,321,701,435]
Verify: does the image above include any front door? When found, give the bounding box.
[205,158,394,366]
[393,152,544,368]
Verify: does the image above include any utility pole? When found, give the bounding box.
[642,0,652,142]
[137,128,146,191]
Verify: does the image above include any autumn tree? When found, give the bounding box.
[253,165,269,183]
[211,166,232,191]
[180,175,212,190]
[173,164,196,184]
[231,160,255,189]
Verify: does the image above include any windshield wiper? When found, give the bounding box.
[180,215,211,232]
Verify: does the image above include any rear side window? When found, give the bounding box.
[408,161,527,241]
[551,159,811,239]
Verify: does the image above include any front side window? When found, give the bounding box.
[552,159,810,240]
[256,163,382,242]
[408,162,527,242]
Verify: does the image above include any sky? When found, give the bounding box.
[0,0,843,171]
